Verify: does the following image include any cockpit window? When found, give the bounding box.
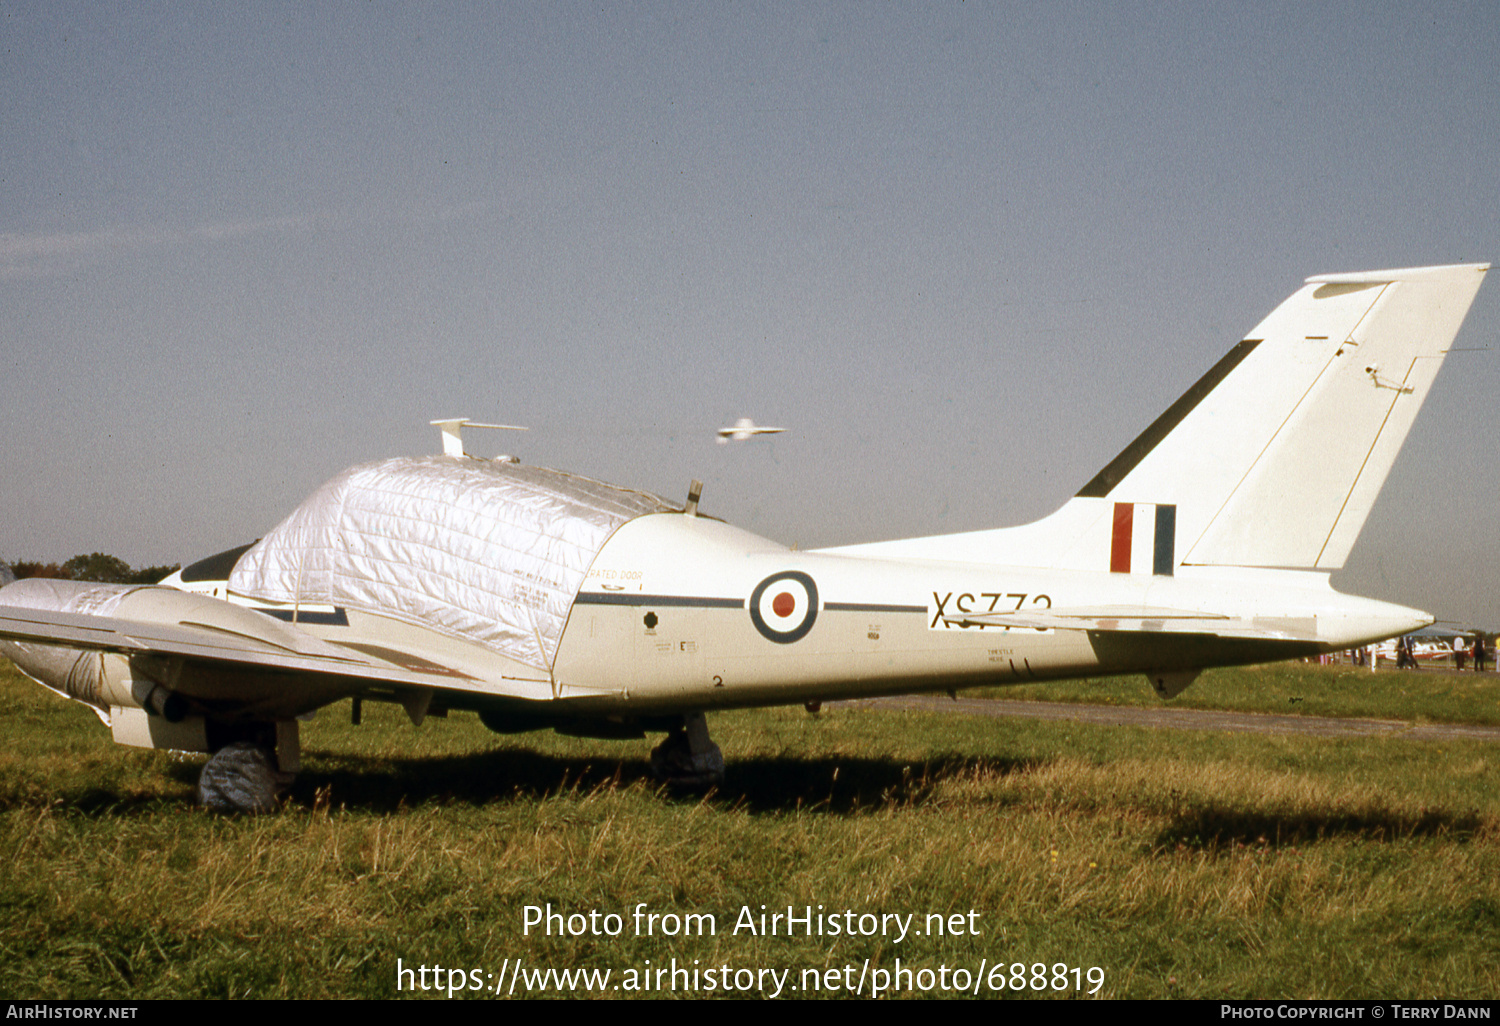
[179,541,259,583]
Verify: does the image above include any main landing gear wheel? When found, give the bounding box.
[197,742,293,814]
[196,721,300,814]
[650,712,725,790]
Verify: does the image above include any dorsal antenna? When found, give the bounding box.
[430,418,528,457]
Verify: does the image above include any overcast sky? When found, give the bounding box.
[3,2,1498,627]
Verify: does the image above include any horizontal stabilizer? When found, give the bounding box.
[940,605,1321,642]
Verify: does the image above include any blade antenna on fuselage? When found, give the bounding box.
[430,418,528,457]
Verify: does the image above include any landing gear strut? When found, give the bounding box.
[650,712,724,789]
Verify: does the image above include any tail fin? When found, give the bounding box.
[828,263,1488,571]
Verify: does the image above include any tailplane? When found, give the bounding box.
[827,263,1488,572]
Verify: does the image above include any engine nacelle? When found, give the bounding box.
[0,578,327,754]
[0,580,148,711]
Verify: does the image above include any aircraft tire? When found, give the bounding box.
[197,740,293,814]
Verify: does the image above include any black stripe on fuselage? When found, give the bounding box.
[575,594,926,614]
[1075,339,1262,498]
[824,602,926,614]
[575,593,745,609]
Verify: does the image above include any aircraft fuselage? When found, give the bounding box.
[550,514,1423,712]
[153,511,1426,724]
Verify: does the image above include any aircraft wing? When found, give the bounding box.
[0,602,540,699]
[939,605,1322,642]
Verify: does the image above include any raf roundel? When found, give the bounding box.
[749,571,819,644]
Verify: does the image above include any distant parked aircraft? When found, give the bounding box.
[1374,625,1475,664]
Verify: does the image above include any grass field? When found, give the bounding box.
[2,658,1497,1000]
[968,659,1500,726]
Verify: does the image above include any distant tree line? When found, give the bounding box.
[5,553,180,585]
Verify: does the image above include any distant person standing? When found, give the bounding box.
[1473,636,1487,673]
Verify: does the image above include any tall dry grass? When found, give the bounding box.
[2,660,1497,999]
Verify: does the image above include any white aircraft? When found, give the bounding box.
[717,418,785,443]
[0,263,1488,810]
[1373,626,1477,664]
